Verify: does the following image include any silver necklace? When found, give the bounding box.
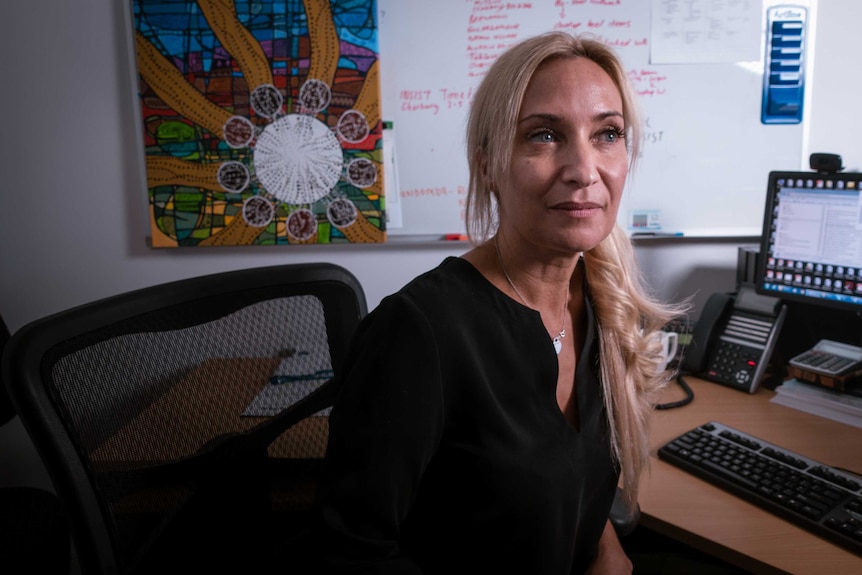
[495,239,568,355]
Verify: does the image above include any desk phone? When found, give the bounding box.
[683,288,786,393]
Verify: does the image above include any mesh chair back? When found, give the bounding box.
[2,263,366,574]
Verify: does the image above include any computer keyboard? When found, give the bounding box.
[658,421,862,556]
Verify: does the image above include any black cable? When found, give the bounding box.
[655,373,694,410]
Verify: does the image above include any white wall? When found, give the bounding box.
[806,2,860,171]
[0,0,857,488]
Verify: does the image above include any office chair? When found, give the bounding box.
[0,314,71,574]
[1,263,367,574]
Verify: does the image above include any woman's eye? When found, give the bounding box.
[600,128,626,143]
[529,130,556,143]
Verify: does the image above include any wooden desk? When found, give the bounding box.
[90,357,329,466]
[641,377,862,575]
[86,357,329,513]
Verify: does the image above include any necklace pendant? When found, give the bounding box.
[495,238,569,357]
[553,336,562,355]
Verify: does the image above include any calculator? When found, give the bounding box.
[789,339,862,377]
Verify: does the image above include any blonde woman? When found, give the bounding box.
[314,31,685,574]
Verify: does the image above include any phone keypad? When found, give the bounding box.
[707,341,761,389]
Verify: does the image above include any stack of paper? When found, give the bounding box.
[771,379,862,429]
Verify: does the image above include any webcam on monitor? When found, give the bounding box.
[809,152,843,174]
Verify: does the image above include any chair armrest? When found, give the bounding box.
[609,486,640,538]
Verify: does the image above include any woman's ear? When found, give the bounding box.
[476,152,496,194]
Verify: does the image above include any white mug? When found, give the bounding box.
[658,331,679,369]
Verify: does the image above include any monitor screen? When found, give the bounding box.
[755,170,862,314]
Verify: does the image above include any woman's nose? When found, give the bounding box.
[560,141,598,188]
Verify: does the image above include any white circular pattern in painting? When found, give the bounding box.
[287,208,318,240]
[298,79,332,114]
[337,109,369,143]
[250,83,283,119]
[223,115,256,148]
[346,157,377,188]
[217,160,250,192]
[327,197,357,228]
[253,114,343,205]
[242,195,274,227]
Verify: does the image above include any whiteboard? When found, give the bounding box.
[377,0,815,238]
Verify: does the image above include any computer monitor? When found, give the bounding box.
[755,170,862,317]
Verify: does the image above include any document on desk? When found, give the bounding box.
[771,379,862,429]
[242,350,333,417]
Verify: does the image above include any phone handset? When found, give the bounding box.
[682,292,733,375]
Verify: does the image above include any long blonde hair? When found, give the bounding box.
[465,31,687,507]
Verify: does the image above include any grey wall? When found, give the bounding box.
[0,0,857,491]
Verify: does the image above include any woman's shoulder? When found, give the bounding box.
[406,256,481,287]
[372,256,494,318]
[393,256,488,298]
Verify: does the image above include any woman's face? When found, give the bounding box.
[498,56,629,254]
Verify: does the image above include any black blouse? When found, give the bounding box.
[314,257,618,574]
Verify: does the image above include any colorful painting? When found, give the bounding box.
[133,0,385,246]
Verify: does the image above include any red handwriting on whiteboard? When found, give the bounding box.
[556,0,622,4]
[466,1,533,78]
[554,0,632,36]
[400,187,452,199]
[627,68,668,97]
[400,185,467,199]
[400,0,647,115]
[552,0,639,45]
[440,88,474,110]
[398,87,473,115]
[399,90,440,115]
